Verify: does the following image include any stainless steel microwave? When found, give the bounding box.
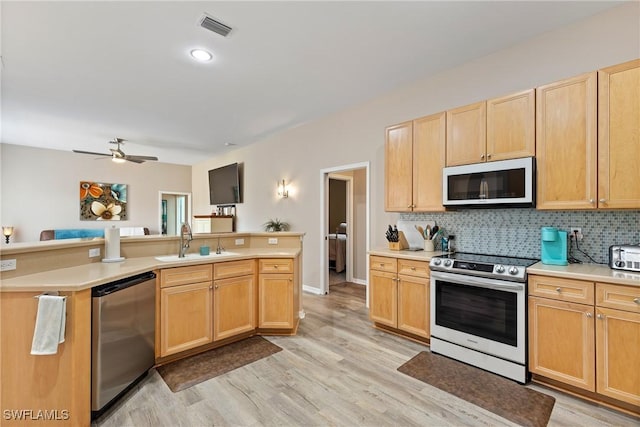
[442,157,535,208]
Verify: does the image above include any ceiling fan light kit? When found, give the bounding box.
[73,138,159,164]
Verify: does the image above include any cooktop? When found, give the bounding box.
[429,252,539,282]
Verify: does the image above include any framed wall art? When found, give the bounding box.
[80,181,128,221]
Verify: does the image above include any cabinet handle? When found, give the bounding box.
[586,312,592,318]
[274,265,279,269]
[633,297,639,304]
[379,263,385,268]
[410,267,416,270]
[597,314,604,320]
[209,285,213,290]
[556,287,562,293]
[480,154,485,159]
[589,199,595,204]
[407,204,412,209]
[599,198,606,203]
[487,154,492,159]
[289,278,292,282]
[214,285,219,289]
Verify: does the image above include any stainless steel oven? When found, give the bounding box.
[429,253,537,383]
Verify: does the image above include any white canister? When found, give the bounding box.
[424,239,435,252]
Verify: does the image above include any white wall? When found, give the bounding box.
[192,3,639,292]
[0,144,191,242]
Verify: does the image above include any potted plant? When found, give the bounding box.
[263,218,290,232]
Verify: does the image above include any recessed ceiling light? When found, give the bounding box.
[190,49,212,62]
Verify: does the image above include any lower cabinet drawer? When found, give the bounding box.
[596,282,640,313]
[160,264,213,288]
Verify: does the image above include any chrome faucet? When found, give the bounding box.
[179,222,193,258]
[216,237,224,255]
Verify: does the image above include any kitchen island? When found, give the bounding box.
[0,233,303,427]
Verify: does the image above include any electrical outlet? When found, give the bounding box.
[0,259,17,271]
[89,248,101,258]
[569,227,583,240]
[235,238,245,246]
[268,238,278,245]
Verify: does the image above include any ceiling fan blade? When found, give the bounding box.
[124,158,146,164]
[125,155,158,161]
[73,150,111,157]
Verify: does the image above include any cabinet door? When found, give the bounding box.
[536,72,597,209]
[397,275,429,338]
[213,275,256,341]
[598,59,640,209]
[369,269,397,327]
[412,112,446,212]
[528,296,595,391]
[596,307,640,406]
[160,281,213,356]
[486,89,535,162]
[385,121,414,211]
[446,101,486,166]
[258,273,294,329]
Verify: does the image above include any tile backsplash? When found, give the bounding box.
[401,209,640,264]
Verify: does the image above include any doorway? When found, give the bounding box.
[319,162,370,301]
[158,191,192,236]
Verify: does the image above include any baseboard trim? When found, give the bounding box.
[302,285,324,295]
[350,278,366,286]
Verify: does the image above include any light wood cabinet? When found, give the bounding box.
[385,113,446,212]
[597,59,640,209]
[160,280,213,357]
[213,260,256,341]
[536,71,599,209]
[528,295,595,391]
[486,89,535,162]
[258,259,294,329]
[369,256,429,339]
[446,101,486,166]
[595,282,640,406]
[446,90,534,167]
[529,275,640,409]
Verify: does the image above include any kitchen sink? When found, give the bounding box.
[155,252,237,262]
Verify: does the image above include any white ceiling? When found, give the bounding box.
[0,1,624,165]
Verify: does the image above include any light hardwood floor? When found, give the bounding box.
[94,283,638,427]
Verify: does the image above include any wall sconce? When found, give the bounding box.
[277,179,289,198]
[3,226,14,244]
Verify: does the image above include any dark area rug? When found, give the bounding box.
[157,336,282,392]
[398,351,555,427]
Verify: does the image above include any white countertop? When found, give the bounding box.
[527,261,640,287]
[0,248,300,292]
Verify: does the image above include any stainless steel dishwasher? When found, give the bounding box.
[91,271,156,417]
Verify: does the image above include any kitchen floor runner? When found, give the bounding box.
[157,336,282,392]
[398,351,555,427]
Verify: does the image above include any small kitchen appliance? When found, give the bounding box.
[609,244,640,272]
[429,252,539,383]
[541,227,568,266]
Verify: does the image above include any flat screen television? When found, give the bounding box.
[208,162,241,205]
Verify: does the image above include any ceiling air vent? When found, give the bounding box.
[199,14,232,37]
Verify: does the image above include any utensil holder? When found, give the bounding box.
[424,239,435,252]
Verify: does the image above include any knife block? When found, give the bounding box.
[388,231,409,250]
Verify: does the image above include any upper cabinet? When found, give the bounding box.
[486,89,536,162]
[385,113,446,212]
[537,60,640,210]
[446,90,535,167]
[598,59,640,209]
[446,101,486,166]
[536,72,598,210]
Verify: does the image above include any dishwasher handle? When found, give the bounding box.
[92,271,156,297]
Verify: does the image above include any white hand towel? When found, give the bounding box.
[30,295,66,355]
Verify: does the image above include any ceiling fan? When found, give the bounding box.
[73,138,159,164]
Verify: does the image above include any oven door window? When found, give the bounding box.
[435,281,517,346]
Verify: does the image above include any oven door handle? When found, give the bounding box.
[430,271,524,291]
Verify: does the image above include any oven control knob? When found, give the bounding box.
[433,258,442,266]
[444,260,452,267]
[495,265,505,273]
[508,266,519,275]
[615,260,625,268]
